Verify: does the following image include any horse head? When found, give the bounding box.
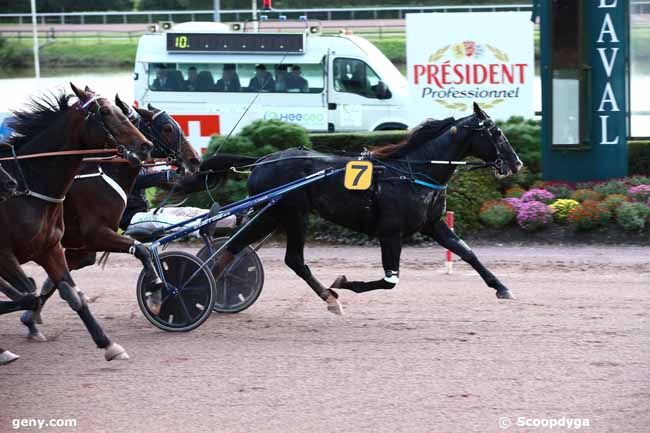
[464,102,523,178]
[115,97,201,175]
[71,83,153,164]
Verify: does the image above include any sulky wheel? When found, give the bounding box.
[197,237,264,314]
[137,251,216,332]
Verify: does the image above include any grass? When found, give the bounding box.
[1,37,138,69]
[1,24,649,71]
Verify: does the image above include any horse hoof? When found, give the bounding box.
[105,343,130,361]
[326,297,344,316]
[28,331,48,342]
[0,350,20,365]
[496,290,515,300]
[330,275,348,289]
[330,275,347,289]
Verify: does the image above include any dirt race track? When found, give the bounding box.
[1,243,649,433]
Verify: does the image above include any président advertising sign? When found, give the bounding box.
[406,12,534,121]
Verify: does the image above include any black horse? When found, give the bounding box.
[220,103,522,314]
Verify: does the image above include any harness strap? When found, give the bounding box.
[74,166,127,205]
[412,179,447,190]
[0,148,119,162]
[22,190,65,204]
[80,94,101,110]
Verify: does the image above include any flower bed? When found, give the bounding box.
[477,177,650,235]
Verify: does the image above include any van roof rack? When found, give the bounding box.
[242,18,322,35]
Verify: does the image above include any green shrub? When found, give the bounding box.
[309,131,406,154]
[616,202,650,232]
[627,176,650,186]
[544,183,574,199]
[187,119,312,208]
[549,199,580,223]
[593,179,629,196]
[568,200,611,231]
[211,119,311,156]
[601,194,629,216]
[479,201,515,228]
[570,189,603,202]
[498,166,539,190]
[447,168,502,234]
[505,186,525,198]
[0,36,30,69]
[497,116,541,174]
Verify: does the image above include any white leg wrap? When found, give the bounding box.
[384,271,399,284]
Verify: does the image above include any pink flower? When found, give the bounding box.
[521,188,555,204]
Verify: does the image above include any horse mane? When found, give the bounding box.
[6,92,72,151]
[371,117,456,159]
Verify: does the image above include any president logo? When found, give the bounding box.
[412,41,530,111]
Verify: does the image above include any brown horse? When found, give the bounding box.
[0,84,152,365]
[19,97,202,341]
[0,163,17,202]
[0,164,18,363]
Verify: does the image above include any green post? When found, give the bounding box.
[541,0,629,181]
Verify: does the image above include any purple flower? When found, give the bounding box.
[516,200,553,231]
[628,184,650,202]
[502,197,522,211]
[521,188,555,204]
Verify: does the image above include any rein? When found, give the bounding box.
[0,147,123,162]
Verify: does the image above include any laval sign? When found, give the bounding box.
[406,12,535,121]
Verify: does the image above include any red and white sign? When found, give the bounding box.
[170,114,220,154]
[407,12,534,121]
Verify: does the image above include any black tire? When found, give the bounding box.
[137,251,216,332]
[197,237,264,314]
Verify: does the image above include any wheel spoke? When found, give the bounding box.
[176,292,194,324]
[227,272,251,286]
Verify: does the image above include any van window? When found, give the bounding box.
[148,63,324,93]
[333,58,385,99]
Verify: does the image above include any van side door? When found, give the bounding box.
[327,56,395,132]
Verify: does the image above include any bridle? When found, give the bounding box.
[5,93,137,204]
[471,116,510,175]
[128,108,184,169]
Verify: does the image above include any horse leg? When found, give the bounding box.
[69,227,161,314]
[0,254,41,315]
[20,249,93,342]
[330,232,403,293]
[425,219,514,299]
[0,256,42,364]
[87,228,162,314]
[281,212,343,315]
[35,245,129,361]
[221,209,281,273]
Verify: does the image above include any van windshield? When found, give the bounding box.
[148,63,324,93]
